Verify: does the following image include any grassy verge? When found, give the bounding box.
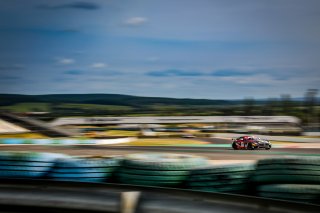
[0,133,47,139]
[0,103,50,112]
[121,138,209,146]
[106,130,140,137]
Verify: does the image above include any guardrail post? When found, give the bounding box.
[120,191,141,213]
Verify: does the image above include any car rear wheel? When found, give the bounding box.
[232,142,238,150]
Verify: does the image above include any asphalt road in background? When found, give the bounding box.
[1,143,319,160]
[198,137,231,144]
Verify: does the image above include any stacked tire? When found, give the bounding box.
[117,153,209,187]
[0,152,63,179]
[186,163,255,194]
[252,157,320,204]
[48,156,121,183]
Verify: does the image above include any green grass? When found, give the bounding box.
[0,103,50,112]
[106,130,140,137]
[0,133,47,138]
[122,138,209,146]
[150,104,183,110]
[58,103,133,111]
[0,102,133,113]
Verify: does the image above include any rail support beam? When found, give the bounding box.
[120,191,141,213]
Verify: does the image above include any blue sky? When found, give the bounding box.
[0,0,319,99]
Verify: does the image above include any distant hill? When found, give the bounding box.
[0,94,316,121]
[0,94,233,107]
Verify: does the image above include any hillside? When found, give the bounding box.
[0,94,232,107]
[0,94,315,123]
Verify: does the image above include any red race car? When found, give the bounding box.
[232,136,272,150]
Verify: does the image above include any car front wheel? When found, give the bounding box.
[265,144,271,150]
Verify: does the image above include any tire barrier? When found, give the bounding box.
[257,184,320,204]
[0,152,65,179]
[0,151,319,206]
[251,157,320,204]
[48,156,121,183]
[116,153,209,187]
[186,163,255,194]
[251,157,320,184]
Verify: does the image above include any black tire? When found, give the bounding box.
[53,177,106,183]
[117,172,188,181]
[257,184,320,204]
[0,152,66,162]
[186,163,253,194]
[257,157,320,166]
[252,174,320,184]
[189,173,251,182]
[122,153,209,170]
[54,157,120,168]
[0,170,49,178]
[49,156,120,182]
[190,185,248,193]
[252,157,320,184]
[50,172,113,178]
[0,161,54,167]
[256,164,320,171]
[116,153,207,187]
[0,165,53,172]
[119,167,190,176]
[52,167,116,173]
[254,169,320,176]
[116,177,181,187]
[232,142,238,150]
[189,164,255,175]
[187,179,249,187]
[265,144,271,150]
[0,152,62,179]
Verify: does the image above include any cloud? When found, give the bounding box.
[37,1,100,10]
[217,73,284,87]
[58,58,75,65]
[147,69,256,77]
[211,69,254,77]
[147,69,204,77]
[124,17,148,26]
[64,70,83,75]
[91,63,108,69]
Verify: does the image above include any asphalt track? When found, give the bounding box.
[1,143,319,160]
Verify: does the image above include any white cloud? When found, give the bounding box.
[91,62,108,69]
[218,74,281,85]
[124,17,148,26]
[58,58,75,65]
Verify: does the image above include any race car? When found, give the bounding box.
[232,136,272,150]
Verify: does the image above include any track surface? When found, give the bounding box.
[1,143,319,160]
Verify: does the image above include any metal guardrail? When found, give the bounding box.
[50,116,301,126]
[0,179,318,213]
